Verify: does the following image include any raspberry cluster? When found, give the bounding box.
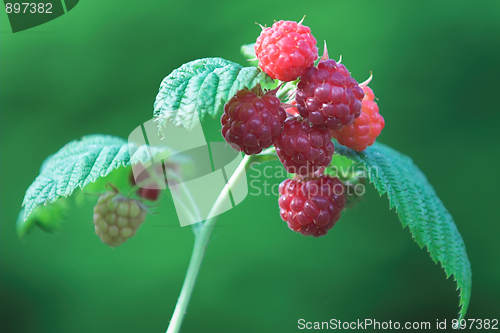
[220,19,386,237]
[93,191,147,248]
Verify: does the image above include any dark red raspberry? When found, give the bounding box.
[274,118,334,175]
[278,176,346,237]
[254,20,318,82]
[221,86,286,155]
[296,59,365,130]
[333,85,385,151]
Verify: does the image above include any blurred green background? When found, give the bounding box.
[2,1,500,332]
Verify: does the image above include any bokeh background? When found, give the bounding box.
[2,1,500,332]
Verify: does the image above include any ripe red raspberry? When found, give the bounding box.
[274,118,334,175]
[221,86,286,155]
[93,191,147,248]
[254,20,318,82]
[278,176,346,237]
[296,59,365,130]
[333,85,385,151]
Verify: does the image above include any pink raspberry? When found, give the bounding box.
[296,59,365,130]
[221,86,286,155]
[254,20,318,82]
[274,117,334,176]
[278,176,346,237]
[333,85,385,151]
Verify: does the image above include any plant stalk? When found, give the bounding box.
[166,154,252,333]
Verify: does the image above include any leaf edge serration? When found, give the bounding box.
[334,141,472,322]
[153,57,274,131]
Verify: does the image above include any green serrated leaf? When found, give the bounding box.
[334,141,472,321]
[16,199,67,238]
[19,134,173,235]
[153,57,274,131]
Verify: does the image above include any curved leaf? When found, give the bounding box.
[153,57,274,130]
[334,141,472,321]
[18,134,172,236]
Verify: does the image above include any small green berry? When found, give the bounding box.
[93,191,147,248]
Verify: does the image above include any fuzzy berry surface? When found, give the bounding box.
[333,86,385,151]
[274,118,334,175]
[221,87,286,155]
[254,20,318,82]
[93,191,146,248]
[278,176,346,237]
[296,59,365,130]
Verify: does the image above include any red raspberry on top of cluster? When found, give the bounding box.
[254,19,318,82]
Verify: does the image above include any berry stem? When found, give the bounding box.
[165,154,252,333]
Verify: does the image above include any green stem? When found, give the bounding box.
[165,154,252,333]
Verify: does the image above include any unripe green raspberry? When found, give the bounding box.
[93,191,146,248]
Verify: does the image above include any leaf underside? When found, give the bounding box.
[19,135,171,236]
[153,57,274,131]
[335,141,471,321]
